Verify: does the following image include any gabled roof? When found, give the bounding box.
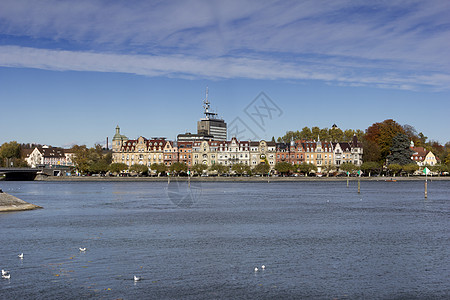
[38,147,66,158]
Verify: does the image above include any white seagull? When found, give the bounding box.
[2,273,10,279]
[18,253,24,259]
[254,267,258,272]
[261,265,266,270]
[134,275,141,281]
[2,269,10,276]
[79,247,86,252]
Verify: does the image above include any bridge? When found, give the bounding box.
[0,168,43,181]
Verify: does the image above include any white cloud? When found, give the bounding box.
[0,0,449,90]
[1,45,448,90]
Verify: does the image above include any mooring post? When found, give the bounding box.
[425,173,428,198]
[347,172,349,188]
[357,170,361,194]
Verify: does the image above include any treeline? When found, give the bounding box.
[278,121,450,164]
[0,141,29,167]
[277,126,365,143]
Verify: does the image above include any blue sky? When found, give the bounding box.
[1,0,449,147]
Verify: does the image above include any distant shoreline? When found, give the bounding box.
[36,175,450,182]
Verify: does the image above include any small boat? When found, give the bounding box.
[385,178,397,182]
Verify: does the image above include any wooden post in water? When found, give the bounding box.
[347,172,349,188]
[357,170,361,194]
[168,172,170,184]
[423,167,429,199]
[188,170,190,188]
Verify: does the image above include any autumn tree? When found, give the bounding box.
[365,119,405,162]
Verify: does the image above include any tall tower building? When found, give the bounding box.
[196,88,227,141]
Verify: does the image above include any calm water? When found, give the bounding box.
[0,180,449,299]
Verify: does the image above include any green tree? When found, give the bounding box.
[150,163,168,176]
[319,128,330,141]
[297,163,317,176]
[231,163,251,175]
[169,162,188,175]
[387,164,402,176]
[252,163,270,175]
[71,145,90,174]
[90,160,110,174]
[322,164,335,177]
[339,162,356,174]
[0,141,21,167]
[130,164,149,176]
[387,133,413,165]
[329,128,344,142]
[191,163,208,175]
[360,161,382,177]
[311,126,320,139]
[209,163,228,175]
[275,162,293,175]
[402,163,418,177]
[109,163,128,174]
[71,144,111,175]
[343,129,356,142]
[299,127,312,140]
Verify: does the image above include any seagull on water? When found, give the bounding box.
[18,253,24,259]
[2,273,10,279]
[254,267,258,272]
[134,275,141,281]
[2,269,10,276]
[261,265,266,270]
[79,247,86,252]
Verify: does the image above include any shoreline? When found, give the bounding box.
[0,191,43,212]
[36,175,450,182]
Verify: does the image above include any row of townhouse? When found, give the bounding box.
[111,126,362,172]
[191,138,276,167]
[276,135,363,172]
[112,133,277,168]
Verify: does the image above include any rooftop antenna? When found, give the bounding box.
[202,86,218,120]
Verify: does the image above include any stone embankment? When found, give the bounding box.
[37,175,449,182]
[0,189,42,212]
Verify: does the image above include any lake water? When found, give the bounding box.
[0,180,448,299]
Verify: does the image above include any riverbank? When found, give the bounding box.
[0,190,43,212]
[36,175,450,182]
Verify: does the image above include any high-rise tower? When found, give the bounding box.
[196,88,227,141]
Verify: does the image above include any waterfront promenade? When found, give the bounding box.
[36,175,449,182]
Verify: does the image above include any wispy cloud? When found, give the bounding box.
[0,0,449,90]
